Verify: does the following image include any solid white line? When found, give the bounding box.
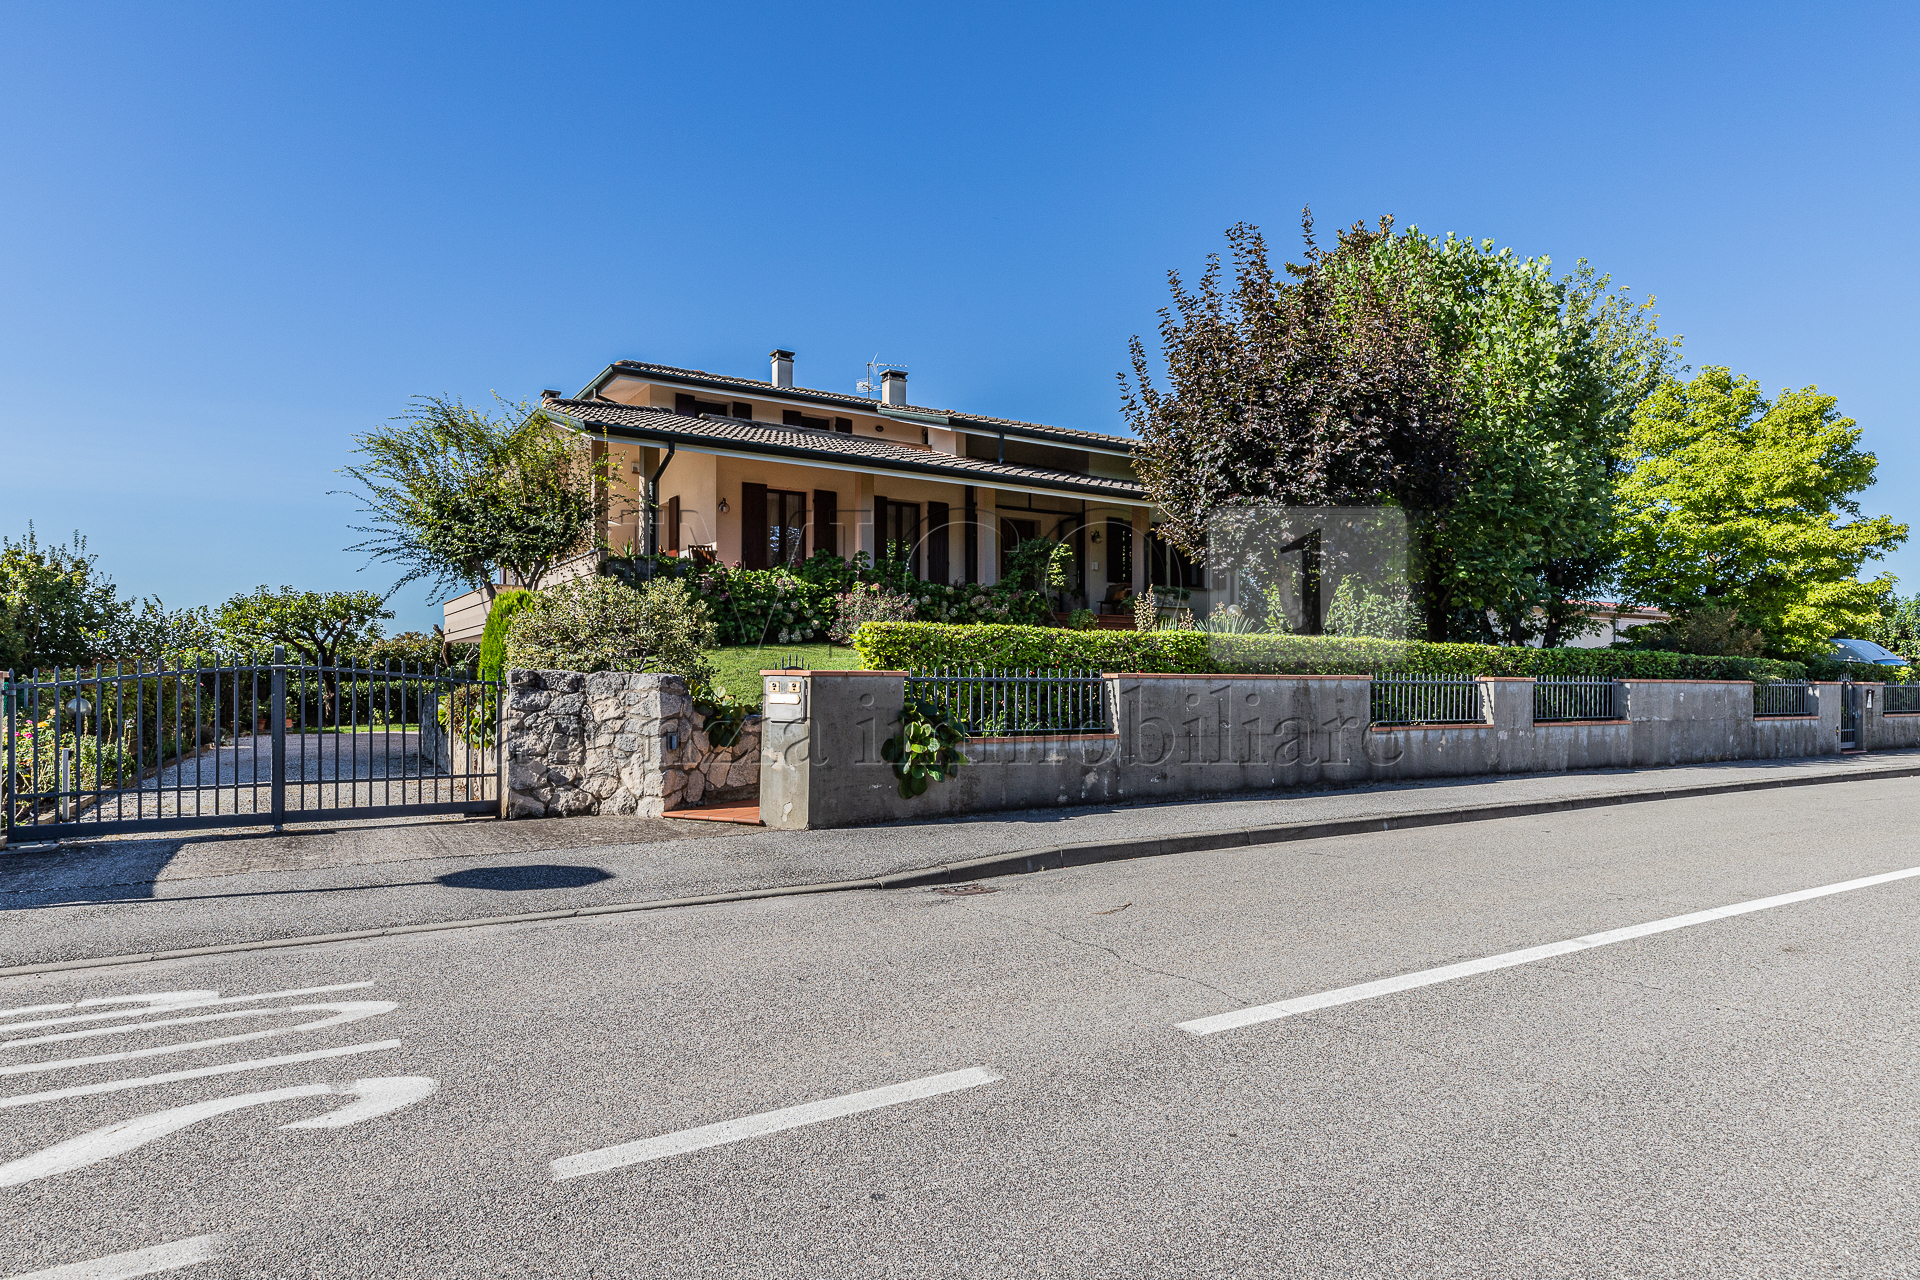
[551,1067,1000,1180]
[0,1040,400,1109]
[1179,862,1920,1037]
[0,1002,397,1074]
[0,1234,220,1279]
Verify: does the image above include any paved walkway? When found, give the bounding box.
[5,751,1920,971]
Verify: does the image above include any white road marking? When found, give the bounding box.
[0,1002,397,1074]
[0,1040,401,1109]
[0,1077,437,1187]
[1179,862,1920,1036]
[0,984,372,1034]
[0,1233,221,1279]
[551,1067,1001,1180]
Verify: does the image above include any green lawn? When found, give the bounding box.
[704,643,864,708]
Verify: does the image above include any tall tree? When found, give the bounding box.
[1120,215,1463,631]
[0,526,125,672]
[339,396,616,602]
[1614,367,1906,655]
[214,586,392,716]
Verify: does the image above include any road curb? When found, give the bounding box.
[6,761,1917,979]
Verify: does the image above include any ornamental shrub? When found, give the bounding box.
[476,588,534,682]
[830,583,915,644]
[505,576,715,678]
[851,622,1817,682]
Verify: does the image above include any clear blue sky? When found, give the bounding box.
[4,1,1915,633]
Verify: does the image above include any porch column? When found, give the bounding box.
[855,473,878,560]
[978,490,999,586]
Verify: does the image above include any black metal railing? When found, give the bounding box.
[1534,677,1621,722]
[5,646,499,841]
[1753,681,1815,718]
[906,668,1108,737]
[1884,684,1920,714]
[1369,674,1483,726]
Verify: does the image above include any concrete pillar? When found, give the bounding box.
[855,473,877,561]
[1860,681,1885,750]
[978,490,999,586]
[1478,676,1534,772]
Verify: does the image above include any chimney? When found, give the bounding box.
[881,368,909,407]
[770,349,795,389]
[540,389,562,402]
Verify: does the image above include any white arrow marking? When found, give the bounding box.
[0,1233,220,1279]
[0,1002,397,1075]
[0,983,372,1034]
[0,1040,400,1109]
[552,1067,1000,1180]
[0,1077,437,1186]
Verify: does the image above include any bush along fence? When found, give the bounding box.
[849,622,1901,685]
[756,666,1920,829]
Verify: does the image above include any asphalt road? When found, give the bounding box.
[3,779,1918,1277]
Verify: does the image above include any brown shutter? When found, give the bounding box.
[904,503,922,579]
[666,495,680,554]
[813,489,838,557]
[873,497,888,563]
[927,501,949,584]
[741,483,768,570]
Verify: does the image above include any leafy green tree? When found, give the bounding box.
[1365,236,1681,644]
[339,396,617,602]
[1614,367,1906,655]
[0,526,125,672]
[1864,592,1920,660]
[215,586,392,716]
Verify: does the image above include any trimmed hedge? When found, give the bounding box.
[852,623,1828,683]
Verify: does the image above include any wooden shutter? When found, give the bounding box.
[873,497,889,563]
[814,489,838,557]
[904,503,922,579]
[741,483,768,570]
[667,495,681,553]
[927,501,949,584]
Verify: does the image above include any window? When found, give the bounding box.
[675,393,730,418]
[1106,517,1133,584]
[768,489,806,567]
[731,402,753,420]
[876,497,921,578]
[739,484,807,570]
[998,518,1038,581]
[834,417,853,433]
[1147,528,1205,589]
[782,409,833,431]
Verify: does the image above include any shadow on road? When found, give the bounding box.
[435,865,615,891]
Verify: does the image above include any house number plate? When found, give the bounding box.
[765,680,807,720]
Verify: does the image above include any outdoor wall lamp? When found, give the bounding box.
[1091,531,1102,543]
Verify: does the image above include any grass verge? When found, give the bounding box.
[704,643,863,709]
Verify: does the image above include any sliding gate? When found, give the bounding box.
[3,648,500,842]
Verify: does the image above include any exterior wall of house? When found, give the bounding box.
[759,673,1855,829]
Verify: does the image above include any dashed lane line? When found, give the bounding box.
[551,1067,1001,1180]
[1179,862,1920,1036]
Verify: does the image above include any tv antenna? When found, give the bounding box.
[857,355,904,399]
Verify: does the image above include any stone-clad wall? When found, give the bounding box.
[502,669,760,819]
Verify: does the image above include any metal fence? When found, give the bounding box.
[1533,677,1621,722]
[1753,681,1815,718]
[5,647,499,841]
[906,668,1108,737]
[1884,684,1920,714]
[1369,674,1484,726]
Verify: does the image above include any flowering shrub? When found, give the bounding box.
[830,584,916,644]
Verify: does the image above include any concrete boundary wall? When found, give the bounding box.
[759,670,1874,830]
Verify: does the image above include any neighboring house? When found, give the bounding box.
[442,350,1207,640]
[1553,601,1671,649]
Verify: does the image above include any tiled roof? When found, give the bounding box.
[592,359,1137,452]
[546,399,1147,501]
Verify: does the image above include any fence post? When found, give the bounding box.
[270,644,287,831]
[2,670,12,843]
